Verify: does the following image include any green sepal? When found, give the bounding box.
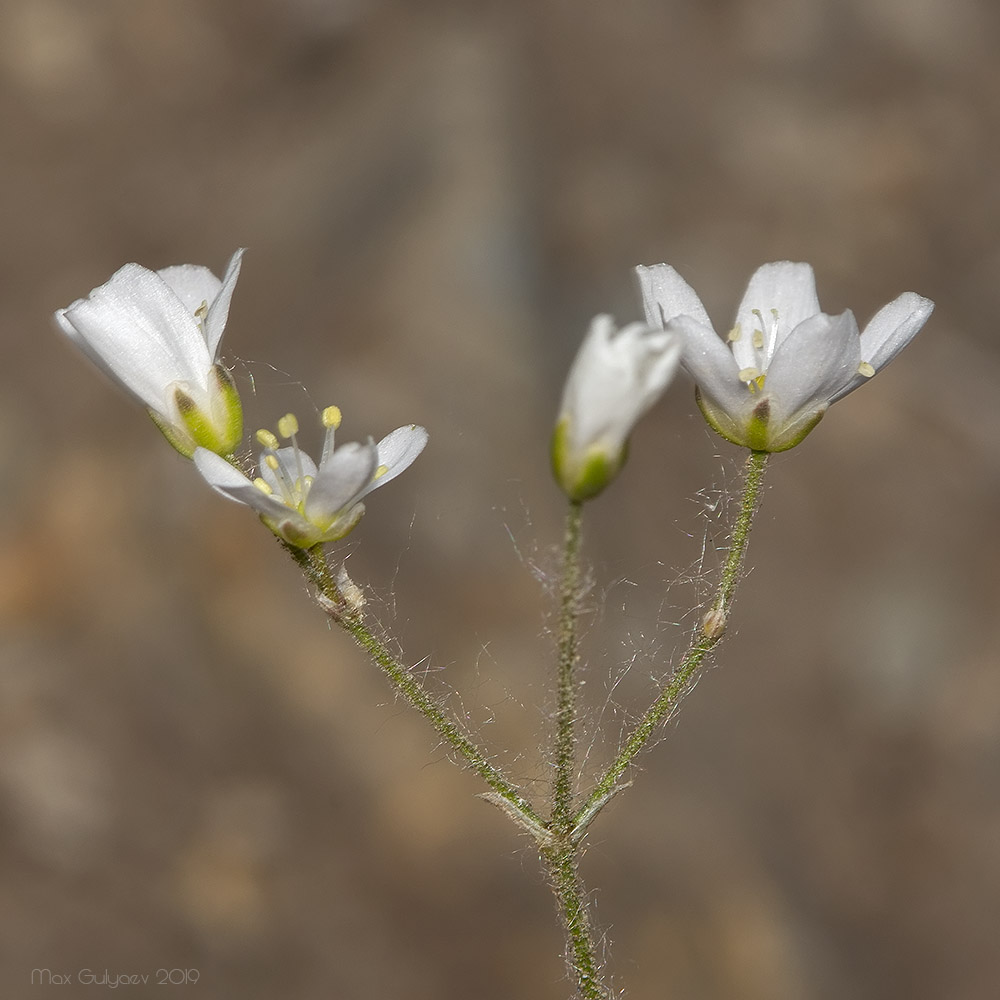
[694,387,826,453]
[149,366,244,459]
[694,387,748,449]
[550,418,624,503]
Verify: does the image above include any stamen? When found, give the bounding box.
[253,477,272,494]
[321,405,342,466]
[263,452,296,505]
[738,367,761,383]
[752,329,765,349]
[277,413,299,439]
[858,361,876,378]
[374,464,389,480]
[256,428,279,450]
[727,324,742,342]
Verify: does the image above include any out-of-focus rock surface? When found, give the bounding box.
[2,1,999,997]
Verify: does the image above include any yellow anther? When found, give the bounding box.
[253,477,273,494]
[322,405,342,429]
[256,428,279,450]
[727,323,742,342]
[277,413,299,438]
[738,367,761,383]
[752,329,765,349]
[858,361,876,378]
[194,301,208,320]
[265,454,280,471]
[374,464,389,480]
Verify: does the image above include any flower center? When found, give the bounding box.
[251,407,342,513]
[728,306,782,392]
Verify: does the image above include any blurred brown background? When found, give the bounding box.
[3,0,1000,997]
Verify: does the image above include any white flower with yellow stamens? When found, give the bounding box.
[635,261,934,452]
[54,249,246,457]
[193,407,428,548]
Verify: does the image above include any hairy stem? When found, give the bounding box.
[554,500,584,834]
[544,502,612,998]
[543,844,612,999]
[573,449,769,836]
[289,544,544,831]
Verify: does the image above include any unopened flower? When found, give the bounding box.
[193,407,428,548]
[636,261,933,452]
[552,314,681,501]
[55,249,246,457]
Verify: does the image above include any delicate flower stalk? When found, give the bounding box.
[573,449,769,840]
[636,261,933,451]
[553,499,584,835]
[55,249,247,457]
[552,314,681,501]
[292,544,546,834]
[194,407,427,548]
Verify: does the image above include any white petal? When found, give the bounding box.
[304,441,379,526]
[734,262,820,366]
[560,316,680,456]
[192,448,294,522]
[364,425,428,493]
[204,248,246,357]
[259,445,318,494]
[826,293,933,405]
[667,314,749,419]
[764,310,861,423]
[859,291,934,371]
[634,264,713,330]
[156,265,222,323]
[59,264,213,410]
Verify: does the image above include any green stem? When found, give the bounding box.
[545,501,612,998]
[572,449,769,836]
[291,544,544,832]
[553,500,584,835]
[543,845,612,999]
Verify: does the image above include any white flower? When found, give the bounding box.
[636,261,934,451]
[193,407,428,548]
[552,314,681,501]
[55,249,246,457]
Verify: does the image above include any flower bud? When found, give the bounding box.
[552,315,681,502]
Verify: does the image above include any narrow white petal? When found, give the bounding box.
[764,311,860,422]
[304,441,379,526]
[204,248,246,357]
[826,293,933,405]
[859,291,934,370]
[192,448,293,521]
[156,265,222,322]
[60,264,214,411]
[365,425,429,492]
[667,314,749,418]
[634,264,712,330]
[259,445,318,494]
[734,262,820,364]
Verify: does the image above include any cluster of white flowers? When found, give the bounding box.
[552,260,932,499]
[55,250,427,548]
[55,251,932,522]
